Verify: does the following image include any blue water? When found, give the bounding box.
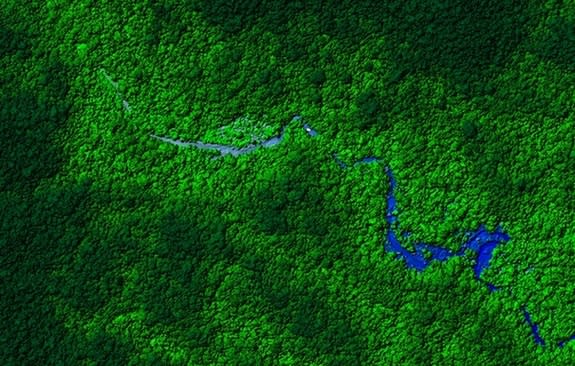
[378,155,574,348]
[151,115,575,349]
[380,165,510,278]
[312,125,575,349]
[523,307,545,346]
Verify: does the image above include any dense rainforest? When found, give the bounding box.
[1,0,575,364]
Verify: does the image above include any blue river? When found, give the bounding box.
[151,115,573,349]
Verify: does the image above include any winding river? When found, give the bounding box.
[151,115,573,348]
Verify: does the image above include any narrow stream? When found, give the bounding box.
[151,115,573,348]
[150,115,311,157]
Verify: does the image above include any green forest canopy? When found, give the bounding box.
[1,0,575,365]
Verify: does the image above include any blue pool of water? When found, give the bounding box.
[151,115,574,349]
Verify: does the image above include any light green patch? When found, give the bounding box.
[76,43,88,59]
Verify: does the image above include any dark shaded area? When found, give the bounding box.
[76,328,137,365]
[353,87,386,130]
[147,201,237,327]
[2,171,238,363]
[0,25,32,59]
[286,284,364,365]
[193,0,294,34]
[458,116,543,214]
[255,264,365,365]
[147,1,185,46]
[0,62,71,193]
[380,0,534,95]
[158,203,234,263]
[530,14,575,72]
[243,150,335,236]
[0,22,136,364]
[288,287,332,337]
[0,181,134,365]
[193,0,367,43]
[259,254,295,311]
[463,122,555,221]
[253,188,290,234]
[309,68,327,86]
[56,227,137,313]
[251,65,286,100]
[192,0,533,96]
[136,253,212,328]
[2,179,230,363]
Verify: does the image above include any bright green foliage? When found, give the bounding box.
[2,0,575,365]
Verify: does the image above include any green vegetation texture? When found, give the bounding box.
[1,0,575,365]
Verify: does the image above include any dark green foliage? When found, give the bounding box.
[282,34,308,61]
[252,185,290,234]
[161,203,235,263]
[388,67,409,85]
[356,89,380,116]
[364,61,374,72]
[310,89,322,104]
[145,2,184,47]
[341,71,353,84]
[309,69,327,86]
[253,67,286,98]
[242,151,334,237]
[530,15,575,71]
[259,255,294,310]
[255,68,276,85]
[289,290,328,338]
[0,179,130,365]
[239,253,266,273]
[381,0,535,95]
[256,205,289,234]
[354,88,385,130]
[462,119,480,140]
[0,26,32,59]
[196,0,288,34]
[304,0,368,47]
[211,47,242,84]
[82,329,135,365]
[0,63,70,192]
